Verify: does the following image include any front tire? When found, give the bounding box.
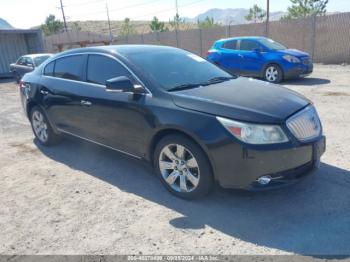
[30,106,60,146]
[264,64,283,83]
[154,134,213,199]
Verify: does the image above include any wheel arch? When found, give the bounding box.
[26,100,38,119]
[147,127,217,180]
[26,101,59,134]
[261,62,284,79]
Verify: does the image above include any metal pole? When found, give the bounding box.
[311,14,316,61]
[265,0,269,37]
[175,0,179,31]
[59,0,68,32]
[106,2,113,42]
[199,28,203,57]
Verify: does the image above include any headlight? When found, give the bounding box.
[283,55,301,63]
[217,117,289,144]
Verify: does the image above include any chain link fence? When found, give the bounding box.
[45,12,350,64]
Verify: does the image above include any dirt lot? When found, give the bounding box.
[0,64,349,256]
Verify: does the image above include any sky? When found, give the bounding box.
[1,0,350,29]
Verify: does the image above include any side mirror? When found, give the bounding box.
[106,76,144,94]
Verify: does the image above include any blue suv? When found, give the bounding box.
[207,36,313,83]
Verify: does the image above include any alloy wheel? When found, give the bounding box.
[159,144,200,193]
[32,110,48,143]
[265,66,279,82]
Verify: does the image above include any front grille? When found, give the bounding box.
[287,106,321,142]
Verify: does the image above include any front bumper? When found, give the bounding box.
[212,135,326,190]
[284,62,313,79]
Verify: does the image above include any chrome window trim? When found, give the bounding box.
[41,52,152,96]
[57,128,142,159]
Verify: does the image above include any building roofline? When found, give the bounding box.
[0,29,42,34]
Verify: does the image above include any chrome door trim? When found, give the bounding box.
[41,52,152,96]
[57,128,142,159]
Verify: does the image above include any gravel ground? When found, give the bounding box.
[0,64,349,256]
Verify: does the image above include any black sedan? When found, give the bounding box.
[10,53,52,83]
[19,45,326,199]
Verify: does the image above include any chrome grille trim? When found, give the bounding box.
[286,106,321,142]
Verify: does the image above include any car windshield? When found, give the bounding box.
[258,38,286,50]
[33,55,51,66]
[125,49,234,91]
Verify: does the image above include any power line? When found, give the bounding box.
[64,0,106,7]
[68,0,162,16]
[129,0,207,21]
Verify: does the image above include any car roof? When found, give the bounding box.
[216,36,267,43]
[55,45,184,58]
[22,53,53,59]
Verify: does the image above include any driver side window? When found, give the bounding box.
[239,40,261,51]
[17,57,26,65]
[86,55,130,85]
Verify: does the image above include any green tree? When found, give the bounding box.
[120,18,136,37]
[169,13,192,30]
[197,16,218,29]
[150,16,167,32]
[41,15,64,36]
[245,4,266,23]
[282,0,328,20]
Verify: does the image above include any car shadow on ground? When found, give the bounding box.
[283,77,331,86]
[35,137,350,257]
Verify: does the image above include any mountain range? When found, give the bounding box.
[185,8,285,24]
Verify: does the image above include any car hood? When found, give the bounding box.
[171,77,310,124]
[279,49,309,57]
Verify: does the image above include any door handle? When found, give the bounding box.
[40,90,49,95]
[80,100,92,106]
[238,54,244,58]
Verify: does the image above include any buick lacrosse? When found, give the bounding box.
[19,45,326,199]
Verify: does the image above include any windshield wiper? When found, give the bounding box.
[202,76,235,85]
[167,83,202,92]
[167,76,235,92]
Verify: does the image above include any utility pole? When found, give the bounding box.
[59,0,68,32]
[265,0,270,37]
[175,0,179,47]
[175,0,179,30]
[106,2,113,42]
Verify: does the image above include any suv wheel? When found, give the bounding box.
[154,134,213,199]
[264,64,283,83]
[30,106,60,146]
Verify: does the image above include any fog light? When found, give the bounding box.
[257,175,272,185]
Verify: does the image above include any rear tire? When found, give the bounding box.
[154,134,213,199]
[30,106,61,146]
[264,64,283,83]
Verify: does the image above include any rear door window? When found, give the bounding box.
[54,55,84,81]
[86,54,130,85]
[239,40,261,51]
[44,61,55,76]
[222,40,238,50]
